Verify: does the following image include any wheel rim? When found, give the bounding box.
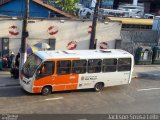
[95,83,103,91]
[43,88,49,95]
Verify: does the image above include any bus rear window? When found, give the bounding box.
[118,58,131,71]
[102,59,117,72]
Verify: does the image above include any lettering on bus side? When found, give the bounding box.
[81,76,97,80]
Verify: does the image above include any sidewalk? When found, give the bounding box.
[0,71,20,87]
[0,65,160,87]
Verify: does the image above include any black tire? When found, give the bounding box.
[94,82,104,92]
[41,86,52,95]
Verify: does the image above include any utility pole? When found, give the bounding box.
[133,0,138,6]
[89,0,101,49]
[20,0,29,70]
[99,0,102,8]
[157,18,160,46]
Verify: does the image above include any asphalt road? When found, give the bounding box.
[0,78,160,114]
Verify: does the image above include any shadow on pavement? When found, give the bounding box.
[0,78,130,98]
[0,85,94,97]
[137,70,160,81]
[0,86,31,97]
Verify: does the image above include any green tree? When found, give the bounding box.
[48,0,79,15]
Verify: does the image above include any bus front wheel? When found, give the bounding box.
[94,82,104,92]
[41,86,52,95]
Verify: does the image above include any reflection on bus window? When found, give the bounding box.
[88,59,102,73]
[57,60,71,75]
[22,54,42,78]
[72,60,87,74]
[40,61,54,75]
[102,59,117,72]
[118,58,131,71]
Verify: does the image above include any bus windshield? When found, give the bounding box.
[22,54,42,78]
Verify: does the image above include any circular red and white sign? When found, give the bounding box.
[67,41,77,50]
[88,25,92,34]
[9,25,19,36]
[99,42,108,49]
[47,26,58,35]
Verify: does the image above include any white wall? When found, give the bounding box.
[27,20,91,50]
[0,20,22,38]
[0,19,122,54]
[96,21,122,49]
[0,20,22,54]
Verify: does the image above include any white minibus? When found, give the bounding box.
[20,49,134,95]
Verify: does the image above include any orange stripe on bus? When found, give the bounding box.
[33,87,42,93]
[33,58,80,93]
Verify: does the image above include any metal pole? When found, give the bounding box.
[89,0,101,49]
[20,0,29,70]
[133,0,138,6]
[157,18,160,46]
[99,0,102,8]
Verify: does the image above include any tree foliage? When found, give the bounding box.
[48,0,79,14]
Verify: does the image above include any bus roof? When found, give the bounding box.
[34,49,133,60]
[108,17,153,25]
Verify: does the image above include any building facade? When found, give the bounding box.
[113,0,160,15]
[0,0,74,18]
[0,18,122,56]
[80,0,114,9]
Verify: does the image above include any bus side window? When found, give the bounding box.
[57,60,71,75]
[72,60,87,74]
[118,58,131,71]
[39,61,54,76]
[88,59,102,73]
[102,59,117,72]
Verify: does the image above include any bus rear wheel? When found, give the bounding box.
[94,82,104,92]
[41,86,52,95]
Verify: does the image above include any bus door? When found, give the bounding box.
[54,60,78,91]
[117,58,132,84]
[34,61,55,93]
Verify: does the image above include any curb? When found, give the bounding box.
[134,65,160,67]
[132,76,138,79]
[138,73,160,78]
